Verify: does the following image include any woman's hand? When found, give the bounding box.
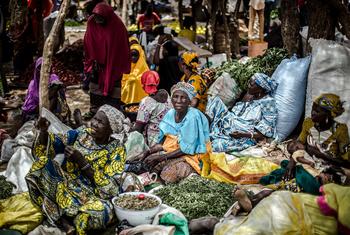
[65,146,85,165]
[287,140,305,154]
[283,158,296,181]
[144,153,164,168]
[230,131,248,139]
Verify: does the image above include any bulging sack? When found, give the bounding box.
[272,56,311,141]
[306,39,350,135]
[207,72,242,108]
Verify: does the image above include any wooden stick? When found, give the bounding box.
[39,0,71,112]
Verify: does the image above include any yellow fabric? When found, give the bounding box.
[214,191,337,235]
[201,153,279,184]
[321,183,350,230]
[129,36,139,44]
[181,74,208,112]
[0,192,43,234]
[179,29,196,42]
[162,134,211,174]
[314,93,344,118]
[122,44,149,104]
[181,52,199,71]
[298,117,350,160]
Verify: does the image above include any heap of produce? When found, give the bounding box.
[0,176,15,200]
[21,39,84,86]
[115,194,160,210]
[216,48,288,91]
[154,176,235,220]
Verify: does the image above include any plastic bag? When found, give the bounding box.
[272,56,311,141]
[0,192,43,234]
[306,39,350,135]
[159,213,189,235]
[207,72,242,108]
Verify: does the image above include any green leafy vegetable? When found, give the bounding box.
[0,176,15,200]
[154,176,236,220]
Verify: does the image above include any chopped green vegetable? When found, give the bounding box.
[216,48,288,91]
[115,194,160,210]
[154,176,236,220]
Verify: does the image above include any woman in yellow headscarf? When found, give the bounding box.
[121,43,149,104]
[179,51,208,112]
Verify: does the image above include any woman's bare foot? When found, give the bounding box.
[234,189,253,213]
[189,216,219,234]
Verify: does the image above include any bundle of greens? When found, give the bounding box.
[216,48,288,91]
[154,176,235,220]
[0,176,14,200]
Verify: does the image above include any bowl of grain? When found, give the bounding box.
[112,192,162,226]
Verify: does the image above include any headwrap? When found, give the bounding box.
[98,104,131,142]
[252,73,277,94]
[314,93,345,118]
[171,82,196,100]
[181,52,199,71]
[141,71,160,95]
[129,36,139,45]
[201,68,216,85]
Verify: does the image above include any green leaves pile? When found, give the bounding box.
[0,176,14,200]
[154,176,235,220]
[216,48,289,91]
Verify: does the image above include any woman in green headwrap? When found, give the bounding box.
[260,93,350,195]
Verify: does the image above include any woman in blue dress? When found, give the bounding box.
[206,73,278,153]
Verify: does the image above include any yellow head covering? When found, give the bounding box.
[314,93,345,118]
[181,51,199,71]
[129,36,139,45]
[121,44,149,104]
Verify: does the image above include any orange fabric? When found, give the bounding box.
[162,135,211,174]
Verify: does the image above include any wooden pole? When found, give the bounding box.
[121,0,128,25]
[39,0,71,112]
[221,0,231,61]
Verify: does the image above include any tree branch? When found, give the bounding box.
[39,0,71,112]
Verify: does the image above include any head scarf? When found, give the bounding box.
[171,82,196,100]
[84,2,131,96]
[22,58,62,114]
[141,71,160,95]
[201,68,216,85]
[314,93,345,118]
[98,104,131,142]
[121,43,149,104]
[181,52,199,72]
[252,73,277,94]
[129,36,139,45]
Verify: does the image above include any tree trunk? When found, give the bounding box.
[39,0,70,111]
[327,0,350,38]
[121,0,128,25]
[220,0,231,60]
[307,0,336,50]
[179,0,184,29]
[208,0,218,52]
[280,0,300,56]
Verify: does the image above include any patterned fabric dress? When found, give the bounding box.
[207,96,277,152]
[181,74,208,112]
[136,96,172,147]
[26,128,126,235]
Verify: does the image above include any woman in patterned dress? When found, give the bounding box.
[26,105,130,235]
[132,70,172,147]
[206,73,278,153]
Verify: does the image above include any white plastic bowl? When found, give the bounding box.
[112,192,162,226]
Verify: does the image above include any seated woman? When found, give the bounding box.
[22,57,70,123]
[179,52,208,113]
[131,70,172,147]
[121,42,149,104]
[25,105,129,235]
[139,82,210,183]
[207,73,278,153]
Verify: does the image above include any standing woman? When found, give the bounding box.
[179,52,208,113]
[84,2,130,119]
